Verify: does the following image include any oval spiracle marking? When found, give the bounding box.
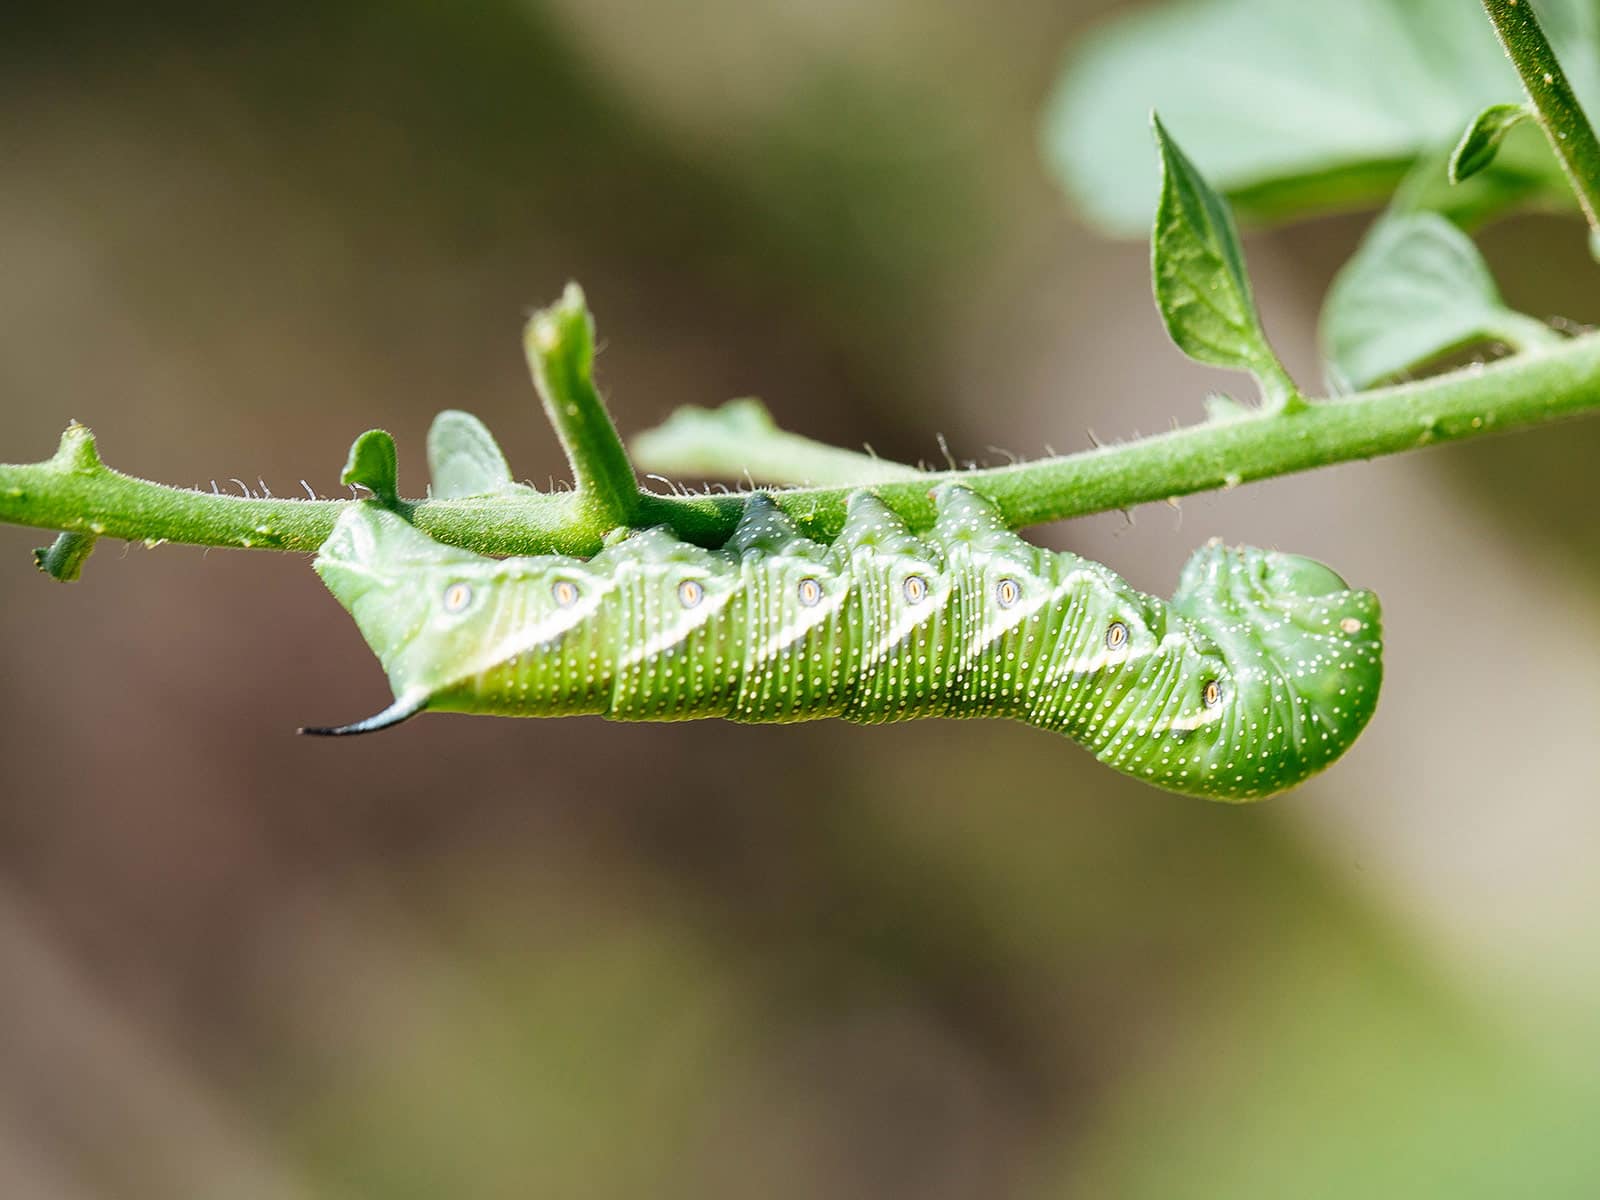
[552,579,580,608]
[443,582,473,613]
[797,577,823,607]
[1106,620,1128,650]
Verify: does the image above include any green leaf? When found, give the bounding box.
[630,397,924,487]
[427,410,516,499]
[1043,0,1600,234]
[32,530,97,582]
[1320,212,1562,393]
[341,429,400,508]
[1449,103,1535,182]
[1151,115,1297,409]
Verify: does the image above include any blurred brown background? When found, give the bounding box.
[3,2,1599,1196]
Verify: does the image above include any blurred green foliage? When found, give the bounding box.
[1042,0,1600,233]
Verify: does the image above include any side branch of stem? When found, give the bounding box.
[524,283,641,530]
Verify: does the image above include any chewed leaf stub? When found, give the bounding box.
[33,530,97,582]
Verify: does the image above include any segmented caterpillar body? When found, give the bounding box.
[309,484,1381,801]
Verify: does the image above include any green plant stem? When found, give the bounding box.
[525,283,641,529]
[6,331,1599,560]
[1482,0,1600,245]
[632,331,1600,540]
[1,421,598,557]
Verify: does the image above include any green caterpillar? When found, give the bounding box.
[305,484,1382,801]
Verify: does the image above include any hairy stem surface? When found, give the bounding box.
[4,330,1598,562]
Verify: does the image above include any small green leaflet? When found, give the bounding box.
[1320,212,1561,393]
[1151,115,1298,411]
[1450,103,1535,183]
[341,429,400,508]
[427,410,516,499]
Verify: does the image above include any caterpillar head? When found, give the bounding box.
[305,506,593,734]
[1165,541,1383,800]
